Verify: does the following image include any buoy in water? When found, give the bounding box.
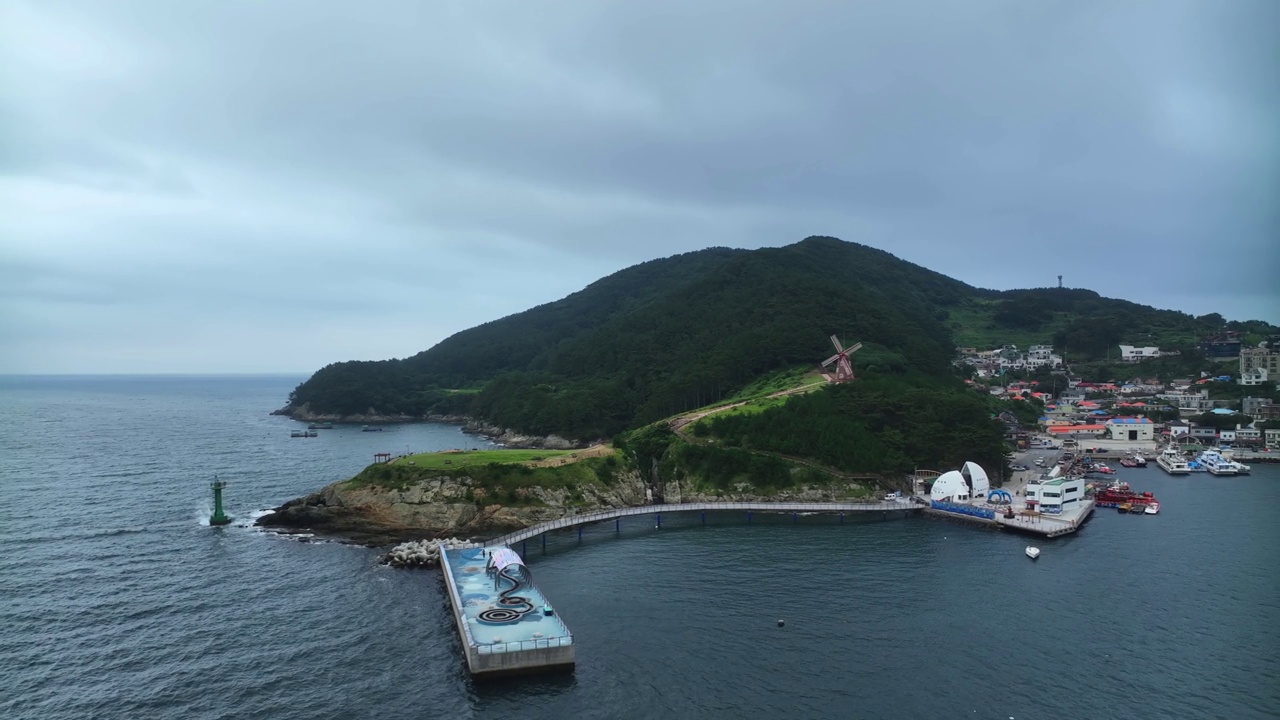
[777,619,785,627]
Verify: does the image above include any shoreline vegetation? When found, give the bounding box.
[259,237,1278,545]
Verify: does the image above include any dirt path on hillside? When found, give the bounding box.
[525,443,614,467]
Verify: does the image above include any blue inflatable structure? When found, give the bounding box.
[987,489,1013,505]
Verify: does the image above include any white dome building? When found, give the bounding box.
[929,470,970,502]
[962,462,991,500]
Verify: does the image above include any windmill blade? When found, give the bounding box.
[821,353,841,367]
[829,334,844,352]
[846,342,864,354]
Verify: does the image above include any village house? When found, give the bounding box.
[1266,429,1280,451]
[1234,426,1261,445]
[1118,345,1161,362]
[1239,367,1269,386]
[1242,396,1274,418]
[1240,346,1280,377]
[1190,426,1219,442]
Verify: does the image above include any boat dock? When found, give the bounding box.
[923,499,1094,537]
[439,546,575,678]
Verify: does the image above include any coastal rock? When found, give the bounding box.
[256,470,649,546]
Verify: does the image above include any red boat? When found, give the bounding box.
[1093,488,1158,508]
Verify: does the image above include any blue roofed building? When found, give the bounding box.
[1106,416,1154,442]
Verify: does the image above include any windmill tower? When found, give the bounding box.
[821,334,863,382]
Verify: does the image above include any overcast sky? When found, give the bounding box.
[2,1,1277,374]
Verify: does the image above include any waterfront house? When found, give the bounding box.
[1106,417,1155,442]
[1266,429,1280,451]
[1190,426,1219,442]
[1165,419,1190,437]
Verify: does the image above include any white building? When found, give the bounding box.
[1106,417,1155,442]
[929,470,971,503]
[1025,475,1085,514]
[1119,345,1161,362]
[1240,367,1269,386]
[961,462,990,500]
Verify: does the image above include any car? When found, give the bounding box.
[1011,464,1030,471]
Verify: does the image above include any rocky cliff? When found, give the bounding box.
[256,464,879,546]
[257,470,650,546]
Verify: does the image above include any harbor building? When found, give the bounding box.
[1242,396,1274,418]
[1024,475,1085,515]
[1106,416,1154,442]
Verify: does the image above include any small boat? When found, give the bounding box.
[1118,503,1132,514]
[308,423,334,430]
[1144,502,1160,515]
[361,425,384,432]
[1025,546,1040,560]
[290,430,318,438]
[1129,504,1146,514]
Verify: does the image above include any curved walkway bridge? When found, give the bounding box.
[483,500,920,548]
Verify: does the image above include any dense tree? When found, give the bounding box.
[282,237,1278,439]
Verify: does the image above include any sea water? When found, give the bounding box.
[1,375,1277,719]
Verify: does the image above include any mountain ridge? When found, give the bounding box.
[279,236,1276,439]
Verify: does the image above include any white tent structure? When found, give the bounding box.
[929,470,970,502]
[961,461,991,500]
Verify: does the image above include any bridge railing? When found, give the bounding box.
[475,635,574,655]
[483,500,916,547]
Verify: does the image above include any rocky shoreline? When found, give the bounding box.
[270,403,590,450]
[255,467,880,547]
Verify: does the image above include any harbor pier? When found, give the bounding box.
[439,546,574,678]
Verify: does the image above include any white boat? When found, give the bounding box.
[1156,448,1191,475]
[1144,502,1160,515]
[1025,546,1040,560]
[1197,450,1238,476]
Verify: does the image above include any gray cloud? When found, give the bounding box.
[1,0,1277,373]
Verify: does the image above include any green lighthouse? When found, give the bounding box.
[209,476,232,526]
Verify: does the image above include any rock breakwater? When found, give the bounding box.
[380,538,477,568]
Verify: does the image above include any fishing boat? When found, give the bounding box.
[1025,546,1040,560]
[1156,447,1191,475]
[1144,502,1160,515]
[1128,503,1146,514]
[1118,502,1132,514]
[307,422,334,430]
[290,430,318,438]
[361,425,384,432]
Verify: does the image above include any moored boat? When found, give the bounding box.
[1025,546,1040,560]
[1144,502,1160,515]
[1118,502,1132,514]
[1156,448,1191,475]
[1197,450,1238,476]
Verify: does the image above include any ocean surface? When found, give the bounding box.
[1,375,1277,720]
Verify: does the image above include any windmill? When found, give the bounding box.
[821,334,863,382]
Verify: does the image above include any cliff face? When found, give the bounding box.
[257,470,650,546]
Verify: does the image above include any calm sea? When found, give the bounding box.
[1,375,1277,719]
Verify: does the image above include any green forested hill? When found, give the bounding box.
[282,236,1275,439]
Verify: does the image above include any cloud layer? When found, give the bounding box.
[2,0,1277,372]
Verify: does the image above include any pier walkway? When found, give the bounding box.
[483,500,919,547]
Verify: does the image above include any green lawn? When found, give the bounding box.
[392,448,576,469]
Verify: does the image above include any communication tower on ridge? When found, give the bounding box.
[1057,275,1063,289]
